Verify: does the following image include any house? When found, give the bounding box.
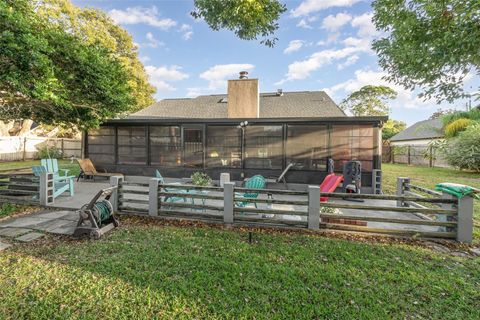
[390,118,443,146]
[84,73,387,190]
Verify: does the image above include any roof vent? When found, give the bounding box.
[219,97,228,103]
[239,71,249,79]
[276,89,283,96]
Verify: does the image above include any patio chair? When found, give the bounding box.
[77,158,123,182]
[41,158,69,178]
[32,165,74,198]
[235,175,266,208]
[155,169,186,204]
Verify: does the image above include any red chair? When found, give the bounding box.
[320,173,344,202]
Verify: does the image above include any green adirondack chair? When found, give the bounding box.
[32,165,74,198]
[235,175,266,208]
[155,169,186,203]
[41,158,70,178]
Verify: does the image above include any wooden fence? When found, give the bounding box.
[0,136,81,162]
[110,176,474,243]
[382,144,450,168]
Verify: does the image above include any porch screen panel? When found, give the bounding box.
[206,126,241,168]
[286,125,328,170]
[117,126,147,165]
[330,125,374,171]
[245,125,283,169]
[87,127,115,163]
[150,126,182,166]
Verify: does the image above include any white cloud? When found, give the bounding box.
[296,16,318,29]
[351,12,378,37]
[145,65,189,92]
[284,40,304,54]
[144,32,164,48]
[139,56,151,63]
[200,64,255,90]
[180,24,193,40]
[277,45,369,84]
[337,55,359,70]
[186,87,203,98]
[321,13,352,31]
[325,68,435,110]
[108,6,176,30]
[291,0,361,17]
[316,32,340,46]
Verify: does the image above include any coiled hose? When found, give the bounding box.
[92,200,113,226]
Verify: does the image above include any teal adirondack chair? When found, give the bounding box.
[41,158,70,178]
[235,175,266,208]
[155,170,186,203]
[32,165,74,198]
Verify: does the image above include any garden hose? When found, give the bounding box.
[92,200,113,226]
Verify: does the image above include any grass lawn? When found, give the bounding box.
[1,220,479,319]
[0,159,81,177]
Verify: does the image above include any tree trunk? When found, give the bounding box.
[0,121,14,136]
[17,119,33,136]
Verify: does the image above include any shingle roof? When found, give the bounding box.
[129,91,345,119]
[390,118,444,142]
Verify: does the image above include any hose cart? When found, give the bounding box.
[73,186,119,239]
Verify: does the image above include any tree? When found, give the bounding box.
[0,0,134,129]
[340,85,397,116]
[382,119,406,140]
[34,0,155,112]
[429,108,456,120]
[191,0,287,47]
[372,0,480,103]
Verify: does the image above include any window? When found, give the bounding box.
[206,126,241,168]
[150,126,182,166]
[331,125,374,171]
[117,126,146,165]
[87,127,115,163]
[286,125,328,170]
[244,125,283,169]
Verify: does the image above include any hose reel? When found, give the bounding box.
[74,187,119,239]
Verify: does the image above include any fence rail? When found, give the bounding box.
[0,173,40,205]
[110,176,474,243]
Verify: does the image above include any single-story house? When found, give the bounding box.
[84,74,387,190]
[390,118,443,146]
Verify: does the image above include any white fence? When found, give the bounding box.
[0,136,81,161]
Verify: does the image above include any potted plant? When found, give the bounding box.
[190,172,212,187]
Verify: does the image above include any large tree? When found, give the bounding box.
[191,0,287,47]
[340,85,397,116]
[372,0,480,103]
[0,0,134,129]
[382,119,406,140]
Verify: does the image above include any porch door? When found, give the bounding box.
[183,125,204,168]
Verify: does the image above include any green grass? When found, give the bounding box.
[0,159,81,177]
[382,163,480,239]
[0,203,21,218]
[1,223,479,319]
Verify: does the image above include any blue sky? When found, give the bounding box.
[75,0,477,125]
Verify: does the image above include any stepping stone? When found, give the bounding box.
[0,241,12,251]
[34,219,74,232]
[49,225,76,235]
[0,227,33,238]
[3,217,47,228]
[36,211,78,221]
[15,232,45,242]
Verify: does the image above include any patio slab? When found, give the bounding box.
[15,232,45,242]
[0,241,12,251]
[51,181,110,209]
[0,227,33,238]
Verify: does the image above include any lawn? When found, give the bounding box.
[0,159,81,177]
[1,220,479,319]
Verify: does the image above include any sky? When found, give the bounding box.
[74,0,478,126]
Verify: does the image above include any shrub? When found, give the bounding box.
[441,108,480,127]
[441,123,480,172]
[37,145,63,159]
[191,172,212,186]
[444,118,472,138]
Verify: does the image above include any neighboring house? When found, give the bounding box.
[390,118,444,146]
[84,74,387,189]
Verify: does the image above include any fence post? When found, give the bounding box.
[61,138,65,158]
[396,177,409,207]
[457,195,473,243]
[22,137,27,161]
[223,182,234,224]
[149,178,161,217]
[407,146,411,165]
[308,185,320,230]
[39,172,54,206]
[109,175,123,213]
